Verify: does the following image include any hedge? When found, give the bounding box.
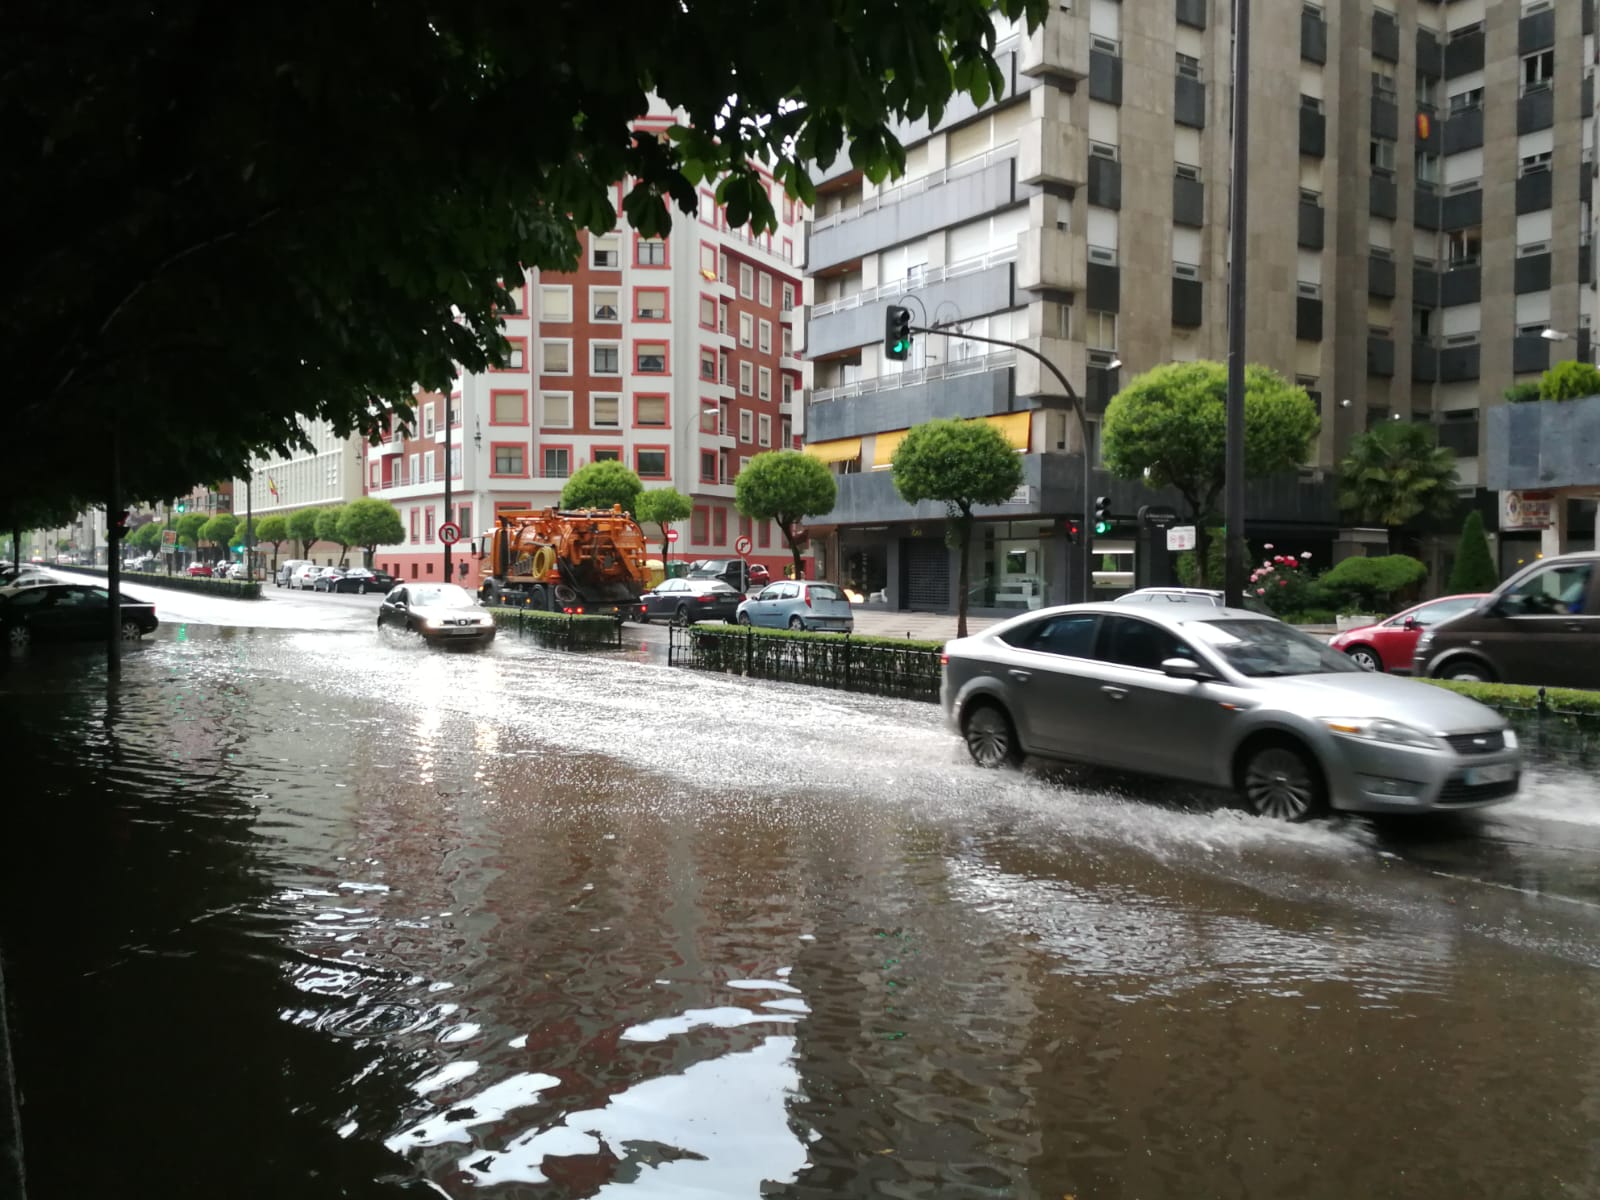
[1419,679,1600,716]
[696,623,946,653]
[70,566,262,599]
[486,607,621,650]
[670,624,945,700]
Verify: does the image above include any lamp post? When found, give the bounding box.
[442,390,453,582]
[1222,0,1253,610]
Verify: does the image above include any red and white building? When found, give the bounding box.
[364,107,811,588]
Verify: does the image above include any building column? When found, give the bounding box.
[884,538,902,611]
[1050,522,1071,606]
[1541,497,1570,558]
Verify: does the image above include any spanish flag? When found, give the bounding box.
[267,476,280,501]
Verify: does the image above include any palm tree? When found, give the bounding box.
[1337,421,1460,531]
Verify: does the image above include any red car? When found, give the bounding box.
[185,563,213,577]
[1327,593,1487,673]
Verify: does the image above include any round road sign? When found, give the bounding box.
[734,535,753,555]
[439,522,462,545]
[666,529,680,543]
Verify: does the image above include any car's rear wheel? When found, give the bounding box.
[119,620,144,642]
[788,616,805,631]
[962,702,1023,769]
[1345,645,1382,672]
[5,625,29,651]
[358,582,368,595]
[1438,658,1496,683]
[1240,742,1326,822]
[672,605,691,627]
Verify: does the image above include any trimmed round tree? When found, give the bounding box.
[1448,510,1498,593]
[254,514,289,570]
[636,486,694,565]
[174,512,207,558]
[733,451,837,584]
[287,507,322,558]
[336,498,405,567]
[315,504,350,564]
[1539,360,1600,401]
[890,418,1024,638]
[199,513,238,561]
[560,461,644,515]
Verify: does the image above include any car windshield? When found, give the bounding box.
[408,585,475,609]
[1186,618,1362,677]
[807,584,844,601]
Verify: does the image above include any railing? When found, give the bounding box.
[668,625,944,701]
[810,245,1019,318]
[809,142,1019,232]
[813,348,1017,404]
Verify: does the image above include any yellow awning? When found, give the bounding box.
[872,427,911,468]
[802,437,862,465]
[983,411,1032,450]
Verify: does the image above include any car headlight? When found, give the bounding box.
[423,617,442,629]
[1502,728,1519,750]
[1321,717,1446,750]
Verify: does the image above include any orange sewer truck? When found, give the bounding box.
[475,507,650,620]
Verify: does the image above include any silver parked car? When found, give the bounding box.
[736,581,854,633]
[941,603,1521,820]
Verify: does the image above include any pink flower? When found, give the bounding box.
[1264,543,1275,551]
[1278,579,1288,587]
[1256,587,1266,595]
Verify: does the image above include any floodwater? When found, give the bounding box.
[3,603,1600,1199]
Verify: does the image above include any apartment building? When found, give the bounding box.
[364,106,811,586]
[800,0,1598,614]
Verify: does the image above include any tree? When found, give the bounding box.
[1321,554,1428,614]
[1448,510,1498,593]
[1102,362,1320,586]
[128,521,164,552]
[337,498,405,566]
[287,508,323,559]
[1337,421,1459,530]
[200,513,239,561]
[254,515,289,571]
[890,419,1024,637]
[6,1,1045,520]
[1503,380,1541,404]
[733,451,838,585]
[174,513,207,555]
[316,505,350,564]
[560,461,643,515]
[636,487,694,565]
[1538,360,1600,401]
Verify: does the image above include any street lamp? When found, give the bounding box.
[1540,327,1571,342]
[1105,358,1123,372]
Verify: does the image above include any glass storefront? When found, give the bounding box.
[971,520,1059,611]
[841,536,890,604]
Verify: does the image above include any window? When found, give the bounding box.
[636,237,667,266]
[592,343,621,374]
[542,447,571,478]
[423,402,436,436]
[592,395,620,428]
[1097,615,1192,671]
[542,392,572,428]
[739,361,753,395]
[782,238,794,263]
[1448,226,1481,265]
[1088,245,1118,265]
[739,263,754,298]
[1499,562,1592,616]
[504,339,526,370]
[407,452,419,485]
[636,447,668,479]
[635,342,668,373]
[410,508,419,542]
[636,288,668,320]
[591,288,620,322]
[713,508,727,544]
[781,283,795,312]
[1520,151,1552,177]
[780,416,791,447]
[1416,153,1441,185]
[1000,612,1099,658]
[701,450,719,482]
[1370,137,1396,176]
[758,520,771,548]
[501,283,525,314]
[591,235,620,269]
[449,446,461,478]
[425,508,435,542]
[739,312,753,346]
[1416,75,1438,108]
[700,347,718,380]
[421,451,434,483]
[1449,87,1484,113]
[699,191,715,223]
[700,243,717,277]
[1176,161,1201,182]
[758,272,772,306]
[540,286,573,322]
[691,507,709,544]
[1522,50,1554,94]
[540,340,571,374]
[739,410,753,443]
[457,505,472,537]
[700,404,718,434]
[758,414,772,447]
[758,366,772,401]
[1086,309,1117,350]
[718,250,729,283]
[492,444,526,475]
[699,296,717,328]
[781,327,793,357]
[592,447,621,464]
[1091,34,1119,55]
[1371,69,1396,102]
[1176,53,1202,80]
[783,195,795,224]
[758,320,772,353]
[635,395,668,427]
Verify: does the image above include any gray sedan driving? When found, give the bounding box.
[941,603,1521,820]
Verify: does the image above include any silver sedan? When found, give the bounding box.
[941,603,1521,820]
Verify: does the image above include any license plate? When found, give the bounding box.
[449,627,480,636]
[1464,763,1515,786]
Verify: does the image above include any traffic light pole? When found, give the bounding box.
[909,325,1094,603]
[442,389,453,582]
[1223,0,1252,609]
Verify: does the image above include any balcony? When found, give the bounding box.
[1014,337,1085,399]
[809,350,1016,428]
[700,367,735,398]
[1019,16,1087,83]
[780,349,803,373]
[708,323,735,349]
[806,249,1017,358]
[778,304,799,325]
[1018,117,1086,188]
[1017,227,1085,293]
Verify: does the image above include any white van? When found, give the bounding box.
[276,559,311,588]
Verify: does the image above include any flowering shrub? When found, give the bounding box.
[1249,545,1323,616]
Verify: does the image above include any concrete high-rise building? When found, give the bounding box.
[799,0,1598,614]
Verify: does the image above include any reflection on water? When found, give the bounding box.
[3,628,1600,1199]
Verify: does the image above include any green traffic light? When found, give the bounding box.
[892,339,909,354]
[1094,520,1112,535]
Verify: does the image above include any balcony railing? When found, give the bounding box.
[812,348,1017,404]
[809,142,1019,233]
[810,246,1019,318]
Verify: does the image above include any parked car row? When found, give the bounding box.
[274,560,397,593]
[636,577,856,632]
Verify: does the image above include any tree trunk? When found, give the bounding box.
[10,528,17,570]
[954,511,972,639]
[784,522,804,581]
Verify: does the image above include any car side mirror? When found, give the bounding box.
[1160,657,1212,682]
[1402,617,1421,631]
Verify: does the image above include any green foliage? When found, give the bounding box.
[734,451,838,579]
[1448,510,1498,593]
[315,505,348,555]
[127,522,164,551]
[1320,554,1428,612]
[560,461,644,515]
[8,0,1049,516]
[1503,380,1542,404]
[1337,421,1460,527]
[1102,362,1319,585]
[174,513,207,548]
[254,514,288,548]
[636,487,694,560]
[199,513,238,552]
[337,498,405,563]
[485,607,623,649]
[1175,529,1226,589]
[287,508,323,557]
[77,567,261,599]
[1538,359,1600,401]
[1421,679,1600,715]
[1248,550,1327,616]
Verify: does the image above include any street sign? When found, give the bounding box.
[1166,525,1197,551]
[1138,504,1179,529]
[734,535,752,555]
[1502,490,1554,531]
[667,529,680,543]
[439,522,462,544]
[160,528,177,554]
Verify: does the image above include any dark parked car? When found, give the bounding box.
[377,583,495,647]
[312,567,348,593]
[1415,551,1600,687]
[0,583,159,650]
[687,559,763,593]
[332,567,396,594]
[638,577,743,625]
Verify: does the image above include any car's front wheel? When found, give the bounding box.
[1240,742,1326,822]
[962,701,1023,769]
[119,620,144,642]
[1344,645,1382,672]
[1437,658,1496,683]
[737,612,752,626]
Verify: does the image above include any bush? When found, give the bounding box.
[1448,510,1498,593]
[1503,380,1542,404]
[486,607,621,649]
[1420,679,1600,716]
[1246,547,1325,615]
[1539,360,1600,402]
[674,624,945,700]
[72,566,262,598]
[1320,554,1427,613]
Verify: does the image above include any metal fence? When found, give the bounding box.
[488,609,623,651]
[1500,703,1600,768]
[669,626,943,702]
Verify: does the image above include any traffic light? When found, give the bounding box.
[111,509,130,538]
[884,305,912,361]
[1093,496,1112,535]
[1065,519,1080,543]
[174,501,187,514]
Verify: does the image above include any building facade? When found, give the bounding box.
[800,0,1598,613]
[364,105,812,587]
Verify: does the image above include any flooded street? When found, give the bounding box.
[4,595,1600,1198]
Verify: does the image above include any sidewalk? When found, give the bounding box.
[850,608,1001,642]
